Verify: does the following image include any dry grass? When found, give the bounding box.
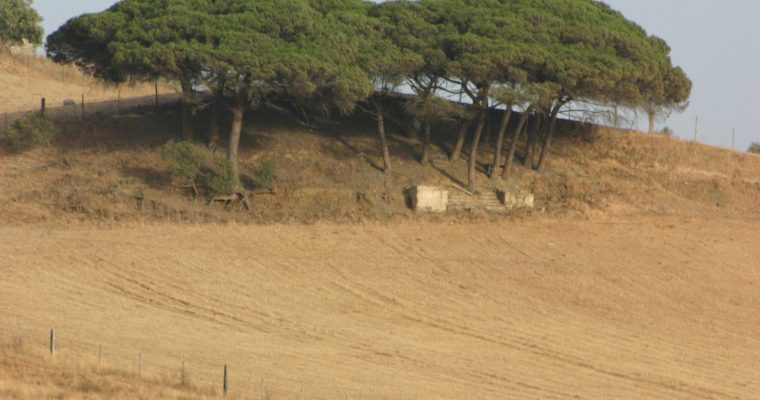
[0,345,221,399]
[0,52,171,116]
[1,104,759,224]
[1,52,759,399]
[1,218,759,399]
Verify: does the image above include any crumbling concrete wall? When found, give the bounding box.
[498,190,535,209]
[409,186,449,213]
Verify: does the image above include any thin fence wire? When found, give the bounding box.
[0,324,311,399]
[0,93,180,138]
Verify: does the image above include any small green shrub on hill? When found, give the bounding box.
[6,112,58,151]
[747,142,760,154]
[253,160,277,190]
[208,155,236,194]
[659,127,674,136]
[161,140,205,185]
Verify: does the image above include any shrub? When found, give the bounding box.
[161,140,205,188]
[5,112,58,151]
[748,142,760,154]
[253,160,277,189]
[208,155,236,194]
[659,126,674,136]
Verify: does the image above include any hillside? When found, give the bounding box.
[0,97,759,224]
[0,52,171,118]
[0,346,215,399]
[2,218,759,399]
[1,59,760,399]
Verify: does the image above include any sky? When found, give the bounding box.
[32,0,760,151]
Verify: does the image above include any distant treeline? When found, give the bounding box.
[45,0,691,191]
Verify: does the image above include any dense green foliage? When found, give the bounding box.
[46,0,691,193]
[253,160,277,190]
[748,143,760,154]
[162,140,206,185]
[6,112,57,152]
[209,155,237,194]
[0,0,43,47]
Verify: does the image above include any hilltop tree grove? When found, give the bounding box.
[46,0,691,193]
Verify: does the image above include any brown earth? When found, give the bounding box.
[1,53,760,399]
[1,218,759,399]
[1,101,759,225]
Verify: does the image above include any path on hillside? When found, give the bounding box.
[1,218,758,399]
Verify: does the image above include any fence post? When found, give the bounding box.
[81,94,85,121]
[155,81,159,108]
[138,353,142,376]
[4,112,7,133]
[223,364,228,396]
[13,323,21,348]
[41,98,46,116]
[49,329,55,355]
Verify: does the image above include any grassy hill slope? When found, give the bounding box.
[1,219,759,399]
[0,99,759,224]
[1,60,759,400]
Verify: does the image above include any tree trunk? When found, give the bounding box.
[490,106,512,179]
[209,94,220,149]
[228,96,245,191]
[450,120,469,162]
[482,112,492,145]
[180,77,193,141]
[502,111,529,178]
[536,106,560,172]
[421,119,431,165]
[373,99,391,173]
[467,104,488,192]
[523,114,542,168]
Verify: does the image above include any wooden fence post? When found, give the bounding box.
[41,98,46,116]
[49,329,55,355]
[223,364,228,396]
[13,323,21,348]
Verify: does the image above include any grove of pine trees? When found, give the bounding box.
[45,0,691,192]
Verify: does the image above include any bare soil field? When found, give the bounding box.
[1,218,758,399]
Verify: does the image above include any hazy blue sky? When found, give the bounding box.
[32,0,760,150]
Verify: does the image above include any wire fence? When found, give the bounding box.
[0,92,180,138]
[0,323,314,399]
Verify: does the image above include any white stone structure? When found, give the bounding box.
[409,186,449,213]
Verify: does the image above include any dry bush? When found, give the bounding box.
[5,112,58,152]
[0,345,224,400]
